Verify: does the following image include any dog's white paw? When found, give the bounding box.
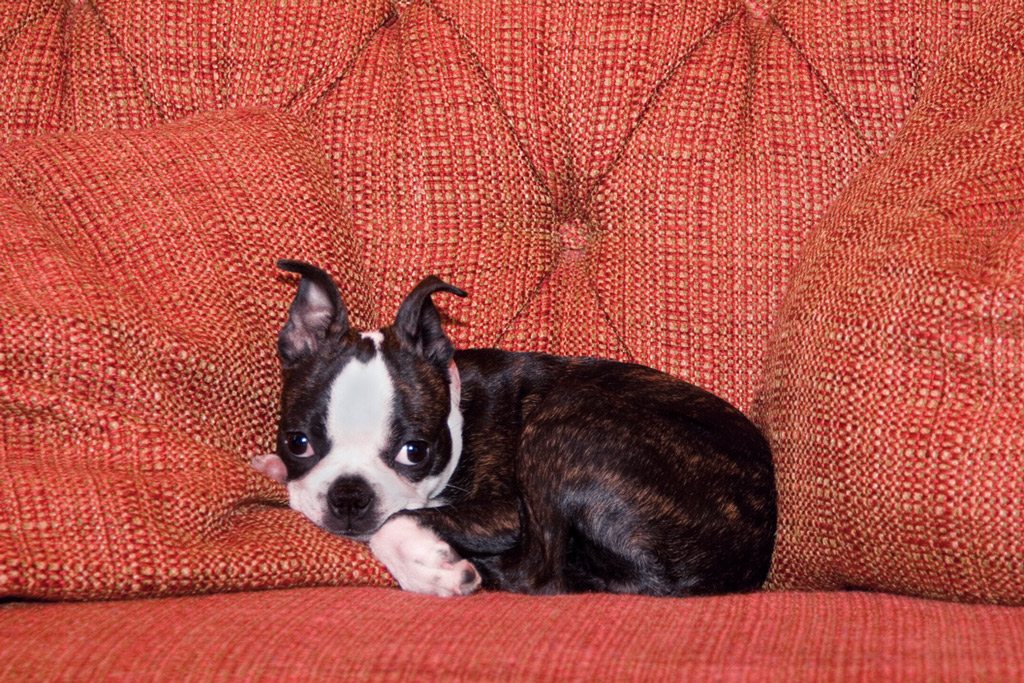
[369,516,482,597]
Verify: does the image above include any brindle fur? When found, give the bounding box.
[276,261,777,596]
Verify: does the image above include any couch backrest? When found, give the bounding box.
[0,0,988,412]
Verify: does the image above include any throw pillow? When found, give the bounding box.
[0,108,394,600]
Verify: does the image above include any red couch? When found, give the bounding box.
[2,0,1022,679]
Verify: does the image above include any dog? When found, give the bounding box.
[253,260,776,597]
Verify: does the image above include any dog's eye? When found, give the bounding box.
[285,432,314,458]
[396,441,430,467]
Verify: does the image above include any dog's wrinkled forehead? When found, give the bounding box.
[281,328,450,458]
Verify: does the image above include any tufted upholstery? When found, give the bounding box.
[2,0,1024,678]
[1,0,993,411]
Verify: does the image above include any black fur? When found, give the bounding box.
[275,262,777,596]
[409,350,776,595]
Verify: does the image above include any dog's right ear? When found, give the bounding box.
[277,260,349,366]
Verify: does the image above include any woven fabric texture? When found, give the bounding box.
[0,108,394,600]
[3,587,1024,681]
[0,0,1021,609]
[760,3,1024,604]
[0,0,989,412]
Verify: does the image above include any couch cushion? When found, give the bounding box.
[0,108,394,600]
[759,4,1024,603]
[2,588,1023,680]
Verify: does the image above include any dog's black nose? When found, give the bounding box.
[327,476,375,521]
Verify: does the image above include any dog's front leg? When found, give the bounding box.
[400,501,527,591]
[368,514,482,597]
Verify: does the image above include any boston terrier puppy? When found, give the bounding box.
[253,260,776,597]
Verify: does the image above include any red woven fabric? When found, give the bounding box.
[1,0,1020,610]
[3,588,1024,681]
[0,108,393,599]
[760,3,1024,604]
[0,0,985,412]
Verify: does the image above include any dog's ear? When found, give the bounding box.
[393,275,467,369]
[277,260,349,366]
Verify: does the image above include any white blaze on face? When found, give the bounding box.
[284,330,463,536]
[286,344,413,532]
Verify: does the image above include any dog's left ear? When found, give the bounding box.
[393,275,467,369]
